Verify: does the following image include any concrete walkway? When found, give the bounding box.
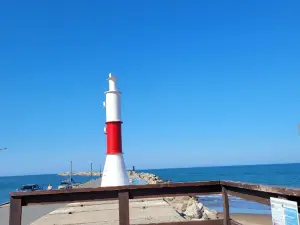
[31,198,185,225]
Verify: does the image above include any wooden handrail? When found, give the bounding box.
[10,181,222,206]
[221,181,300,196]
[9,180,300,225]
[221,180,300,209]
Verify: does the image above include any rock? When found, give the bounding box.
[197,202,204,209]
[184,201,203,219]
[156,179,164,183]
[174,196,192,203]
[202,207,217,220]
[165,197,175,202]
[165,196,199,216]
[181,202,188,212]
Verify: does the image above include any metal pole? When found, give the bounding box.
[90,162,93,177]
[70,161,73,182]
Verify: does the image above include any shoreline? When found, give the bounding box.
[218,213,272,225]
[0,202,9,207]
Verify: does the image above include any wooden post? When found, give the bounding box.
[222,187,230,225]
[9,197,22,225]
[118,191,130,225]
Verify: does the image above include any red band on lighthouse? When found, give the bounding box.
[106,121,122,154]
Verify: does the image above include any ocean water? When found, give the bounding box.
[0,174,146,204]
[142,163,300,214]
[1,164,299,214]
[0,174,99,204]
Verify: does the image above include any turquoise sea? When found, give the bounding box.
[1,163,300,214]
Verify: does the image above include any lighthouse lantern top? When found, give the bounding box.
[107,73,118,92]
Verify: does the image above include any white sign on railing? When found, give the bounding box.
[271,197,299,225]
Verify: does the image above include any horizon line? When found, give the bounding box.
[0,162,299,177]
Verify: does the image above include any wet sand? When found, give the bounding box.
[229,214,272,225]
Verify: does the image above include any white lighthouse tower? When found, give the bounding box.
[101,73,129,187]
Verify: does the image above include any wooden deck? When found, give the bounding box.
[9,180,300,225]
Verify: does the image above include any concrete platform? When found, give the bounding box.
[31,198,186,225]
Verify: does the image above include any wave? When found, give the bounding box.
[198,194,242,200]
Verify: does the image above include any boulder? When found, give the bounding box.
[197,202,204,210]
[202,207,217,220]
[184,201,203,219]
[165,197,175,202]
[181,202,188,212]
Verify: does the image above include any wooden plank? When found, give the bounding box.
[21,190,120,206]
[222,187,230,225]
[221,181,300,207]
[118,191,130,225]
[13,182,221,206]
[226,188,300,211]
[226,190,270,206]
[137,219,224,225]
[221,181,300,197]
[130,185,221,200]
[9,198,22,225]
[11,181,221,197]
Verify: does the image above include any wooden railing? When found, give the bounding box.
[9,180,300,225]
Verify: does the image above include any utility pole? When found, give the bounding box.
[70,161,73,182]
[90,162,93,177]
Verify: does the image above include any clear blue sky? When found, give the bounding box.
[0,0,299,176]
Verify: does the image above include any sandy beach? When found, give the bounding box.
[229,214,272,225]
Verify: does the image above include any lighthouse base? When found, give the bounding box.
[101,154,129,187]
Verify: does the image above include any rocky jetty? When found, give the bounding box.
[135,171,218,220]
[58,172,102,176]
[59,171,135,177]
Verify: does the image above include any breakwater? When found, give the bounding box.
[58,172,102,176]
